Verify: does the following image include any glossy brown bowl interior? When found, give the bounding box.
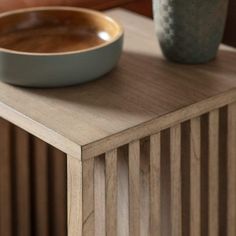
[0,7,122,54]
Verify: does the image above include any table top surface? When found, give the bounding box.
[0,9,236,159]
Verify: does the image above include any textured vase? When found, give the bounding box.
[153,0,229,64]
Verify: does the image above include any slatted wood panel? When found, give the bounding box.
[0,103,236,236]
[0,118,67,236]
[79,103,235,236]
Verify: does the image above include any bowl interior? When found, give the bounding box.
[0,8,122,54]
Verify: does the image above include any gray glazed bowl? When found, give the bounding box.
[0,7,124,87]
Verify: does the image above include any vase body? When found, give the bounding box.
[153,0,229,64]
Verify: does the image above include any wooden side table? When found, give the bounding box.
[0,9,236,236]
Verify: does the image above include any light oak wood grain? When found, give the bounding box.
[0,10,235,159]
[129,140,140,236]
[208,110,219,236]
[82,158,95,236]
[0,9,235,236]
[227,103,236,236]
[170,124,182,236]
[150,133,161,235]
[190,117,201,236]
[94,156,106,236]
[105,150,118,236]
[67,156,82,236]
[117,146,129,236]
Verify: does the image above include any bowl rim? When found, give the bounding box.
[0,6,124,56]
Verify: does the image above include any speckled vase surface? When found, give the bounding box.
[153,0,229,64]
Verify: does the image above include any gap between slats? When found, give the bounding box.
[14,126,31,236]
[0,119,12,236]
[227,103,236,236]
[0,120,67,236]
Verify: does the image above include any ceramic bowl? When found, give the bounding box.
[0,7,124,87]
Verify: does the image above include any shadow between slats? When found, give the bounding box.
[117,145,129,236]
[0,120,68,236]
[160,129,171,236]
[219,106,228,236]
[181,121,190,236]
[48,147,67,236]
[200,114,209,236]
[227,103,236,236]
[13,126,31,236]
[31,137,50,236]
[140,137,150,236]
[0,119,12,236]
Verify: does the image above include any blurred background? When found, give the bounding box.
[0,0,234,47]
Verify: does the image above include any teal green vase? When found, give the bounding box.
[153,0,229,64]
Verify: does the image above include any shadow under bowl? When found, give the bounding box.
[0,6,124,87]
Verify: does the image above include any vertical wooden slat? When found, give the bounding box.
[15,127,31,236]
[33,137,49,236]
[208,110,219,236]
[190,117,201,236]
[106,149,118,236]
[117,146,129,236]
[227,103,236,236]
[0,119,12,236]
[50,148,67,236]
[67,156,82,236]
[82,158,95,236]
[129,140,140,236]
[94,156,106,236]
[150,133,161,235]
[170,124,182,236]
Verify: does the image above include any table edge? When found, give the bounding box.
[0,101,82,160]
[81,88,236,159]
